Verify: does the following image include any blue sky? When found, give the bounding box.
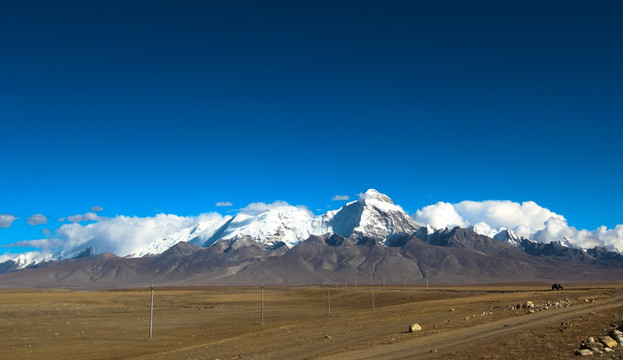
[1,1,622,252]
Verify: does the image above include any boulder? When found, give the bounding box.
[524,301,535,309]
[599,336,617,348]
[409,323,422,332]
[583,341,604,353]
[574,349,593,356]
[610,329,623,344]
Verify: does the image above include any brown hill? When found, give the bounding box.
[1,228,622,289]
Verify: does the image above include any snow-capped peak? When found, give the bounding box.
[11,251,54,269]
[130,215,232,257]
[197,189,418,248]
[217,202,330,247]
[493,228,524,247]
[327,189,419,241]
[470,222,499,238]
[556,236,572,248]
[362,188,394,204]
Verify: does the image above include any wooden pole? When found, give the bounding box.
[371,273,375,311]
[327,281,331,316]
[261,281,264,325]
[149,282,155,340]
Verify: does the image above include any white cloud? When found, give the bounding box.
[67,212,103,223]
[90,206,104,212]
[7,238,64,250]
[57,217,66,222]
[332,195,350,201]
[54,213,221,257]
[413,200,623,252]
[215,201,233,207]
[0,253,13,263]
[413,202,469,229]
[533,220,623,252]
[453,200,564,232]
[237,201,311,216]
[0,214,18,228]
[26,214,48,226]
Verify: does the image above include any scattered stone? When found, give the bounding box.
[604,347,613,352]
[450,308,455,312]
[587,337,595,343]
[409,324,422,332]
[610,329,623,344]
[325,335,332,339]
[524,301,535,309]
[599,336,617,348]
[583,341,604,354]
[574,349,593,356]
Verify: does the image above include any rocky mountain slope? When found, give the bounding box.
[2,227,622,288]
[1,189,622,287]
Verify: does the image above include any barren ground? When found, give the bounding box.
[2,283,623,359]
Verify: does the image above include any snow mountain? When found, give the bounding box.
[493,229,526,247]
[132,215,233,257]
[326,189,420,241]
[130,189,419,256]
[3,188,608,272]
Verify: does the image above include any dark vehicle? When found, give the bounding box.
[552,283,564,290]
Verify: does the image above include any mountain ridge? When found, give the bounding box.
[1,189,622,287]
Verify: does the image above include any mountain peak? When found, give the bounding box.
[362,189,394,204]
[327,189,419,241]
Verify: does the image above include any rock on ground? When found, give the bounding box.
[599,336,617,348]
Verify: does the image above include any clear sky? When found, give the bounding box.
[1,1,622,251]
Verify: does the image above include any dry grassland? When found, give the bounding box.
[2,283,623,359]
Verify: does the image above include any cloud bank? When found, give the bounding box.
[67,212,104,223]
[237,201,312,216]
[3,197,623,265]
[413,200,623,252]
[53,213,228,258]
[0,214,18,228]
[26,214,48,226]
[332,195,350,201]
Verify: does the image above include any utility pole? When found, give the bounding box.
[327,281,331,316]
[149,282,155,341]
[260,281,264,325]
[371,272,375,311]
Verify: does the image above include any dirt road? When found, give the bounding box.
[316,294,623,360]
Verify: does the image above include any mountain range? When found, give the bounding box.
[1,189,622,288]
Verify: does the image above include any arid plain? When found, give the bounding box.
[2,283,623,360]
